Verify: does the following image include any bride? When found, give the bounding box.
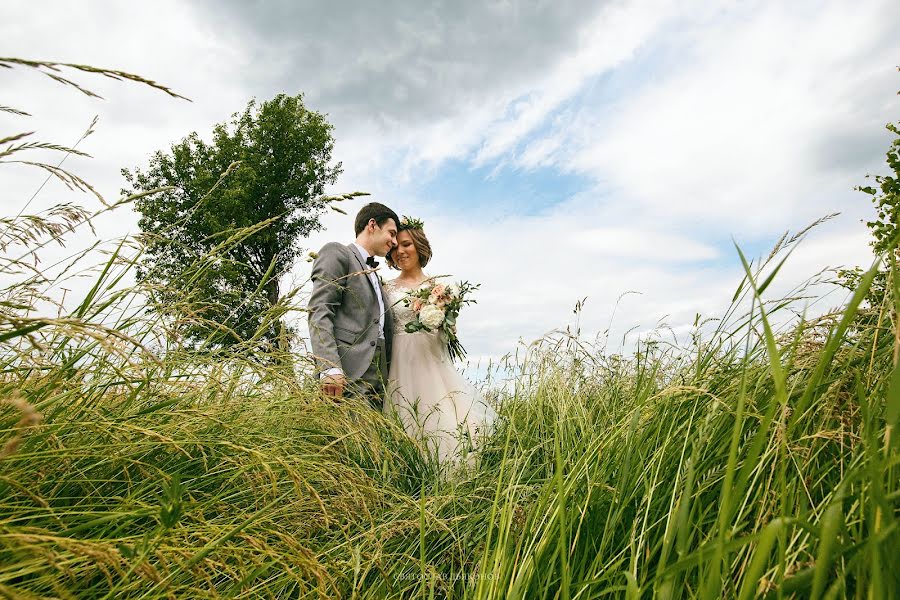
[382,218,494,462]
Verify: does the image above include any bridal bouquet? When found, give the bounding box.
[403,279,480,361]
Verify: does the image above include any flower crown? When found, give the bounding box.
[399,215,425,230]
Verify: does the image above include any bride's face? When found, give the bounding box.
[394,231,420,270]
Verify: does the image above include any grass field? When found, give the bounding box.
[0,220,897,598]
[1,58,897,599]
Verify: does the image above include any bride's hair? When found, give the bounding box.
[386,227,432,270]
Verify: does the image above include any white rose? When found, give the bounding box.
[419,304,445,329]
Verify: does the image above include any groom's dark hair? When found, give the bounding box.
[354,202,400,236]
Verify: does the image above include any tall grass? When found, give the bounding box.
[1,59,897,598]
[1,211,896,599]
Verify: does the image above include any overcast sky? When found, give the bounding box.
[2,0,899,365]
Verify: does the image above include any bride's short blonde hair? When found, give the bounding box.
[387,227,432,270]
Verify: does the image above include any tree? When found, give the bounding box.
[835,120,899,311]
[123,94,341,348]
[861,122,900,256]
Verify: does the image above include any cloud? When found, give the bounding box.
[1,0,252,201]
[198,0,608,124]
[515,0,900,233]
[471,0,677,167]
[570,227,718,261]
[0,0,258,294]
[403,206,875,363]
[193,0,683,179]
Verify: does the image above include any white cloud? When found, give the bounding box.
[534,0,900,233]
[472,0,677,167]
[571,227,718,261]
[402,206,876,363]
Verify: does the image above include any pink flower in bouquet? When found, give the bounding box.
[430,284,449,307]
[412,299,424,312]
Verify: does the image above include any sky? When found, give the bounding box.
[2,0,899,366]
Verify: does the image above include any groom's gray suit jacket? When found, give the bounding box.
[308,242,394,380]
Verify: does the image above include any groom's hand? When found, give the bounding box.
[321,374,347,399]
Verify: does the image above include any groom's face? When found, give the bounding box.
[371,218,398,257]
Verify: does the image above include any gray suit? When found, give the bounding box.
[308,242,394,404]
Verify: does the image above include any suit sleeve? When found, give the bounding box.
[308,242,349,374]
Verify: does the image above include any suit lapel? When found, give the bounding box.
[348,244,378,301]
[348,244,392,343]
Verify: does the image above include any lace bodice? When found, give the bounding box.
[384,279,430,335]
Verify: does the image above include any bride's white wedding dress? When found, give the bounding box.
[383,278,494,462]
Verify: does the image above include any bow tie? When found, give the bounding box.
[365,256,379,268]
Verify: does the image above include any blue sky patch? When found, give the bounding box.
[417,159,591,219]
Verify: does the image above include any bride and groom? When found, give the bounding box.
[307,202,493,461]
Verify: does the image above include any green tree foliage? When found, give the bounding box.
[835,121,899,307]
[861,122,900,255]
[123,94,341,347]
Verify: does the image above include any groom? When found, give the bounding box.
[307,202,399,409]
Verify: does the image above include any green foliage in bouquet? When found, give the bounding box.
[402,279,480,361]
